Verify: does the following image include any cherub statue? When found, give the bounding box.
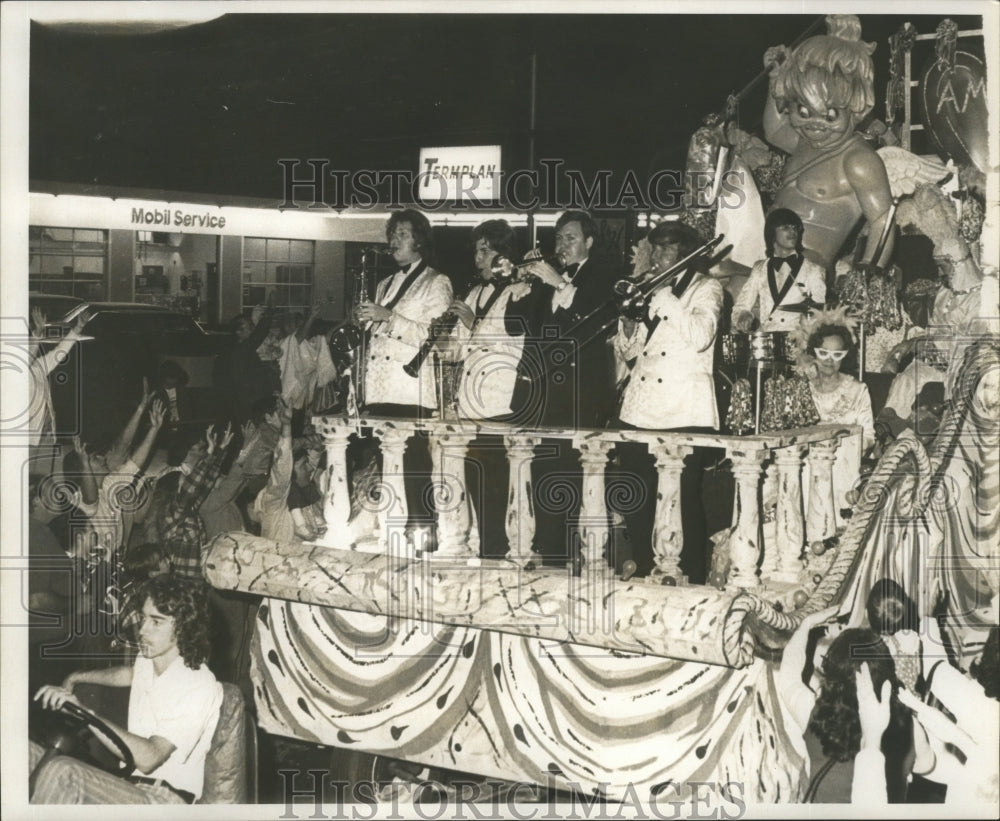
[763,15,894,274]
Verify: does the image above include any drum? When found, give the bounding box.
[721,333,749,366]
[749,331,790,363]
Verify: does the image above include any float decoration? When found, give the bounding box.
[919,19,990,175]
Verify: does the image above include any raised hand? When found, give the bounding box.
[240,421,258,446]
[72,435,92,466]
[148,398,166,428]
[205,424,217,455]
[218,422,234,451]
[763,44,788,73]
[856,662,892,749]
[71,309,92,336]
[31,307,47,337]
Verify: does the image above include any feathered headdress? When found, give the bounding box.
[788,306,860,377]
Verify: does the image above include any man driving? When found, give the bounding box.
[30,574,223,804]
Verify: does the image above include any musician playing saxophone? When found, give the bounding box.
[356,209,453,416]
[612,221,723,584]
[355,209,452,545]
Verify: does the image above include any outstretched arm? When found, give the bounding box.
[761,45,799,154]
[108,378,152,469]
[128,399,166,470]
[776,605,841,731]
[297,304,322,342]
[72,435,99,506]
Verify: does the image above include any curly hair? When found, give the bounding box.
[807,322,858,373]
[136,574,213,669]
[387,209,434,262]
[773,15,876,119]
[808,628,910,764]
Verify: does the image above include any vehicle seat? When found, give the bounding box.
[199,681,258,804]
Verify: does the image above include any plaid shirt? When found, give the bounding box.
[159,451,225,579]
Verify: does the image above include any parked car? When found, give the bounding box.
[47,303,233,445]
[28,292,84,324]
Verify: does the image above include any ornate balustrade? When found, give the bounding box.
[203,415,858,667]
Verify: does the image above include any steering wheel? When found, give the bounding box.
[29,700,136,797]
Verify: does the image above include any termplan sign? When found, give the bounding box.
[419,145,501,203]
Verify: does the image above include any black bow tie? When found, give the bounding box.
[773,254,798,266]
[564,262,580,278]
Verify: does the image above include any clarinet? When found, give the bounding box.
[403,310,460,378]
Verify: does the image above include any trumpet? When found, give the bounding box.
[614,234,725,321]
[490,250,568,281]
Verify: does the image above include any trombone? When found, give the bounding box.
[575,233,725,346]
[614,234,725,321]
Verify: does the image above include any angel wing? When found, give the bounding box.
[877,146,950,198]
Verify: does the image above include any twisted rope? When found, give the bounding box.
[724,336,1000,666]
[724,424,937,666]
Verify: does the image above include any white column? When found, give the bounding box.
[773,445,805,583]
[314,421,352,548]
[728,449,767,589]
[430,428,474,558]
[373,425,411,556]
[504,434,541,564]
[574,436,614,569]
[649,442,690,583]
[806,439,840,546]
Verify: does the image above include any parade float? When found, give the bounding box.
[203,15,998,805]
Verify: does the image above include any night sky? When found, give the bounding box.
[29,11,984,205]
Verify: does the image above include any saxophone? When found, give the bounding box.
[330,248,377,406]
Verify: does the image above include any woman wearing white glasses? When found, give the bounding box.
[802,317,875,529]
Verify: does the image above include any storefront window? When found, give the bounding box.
[134,230,219,321]
[242,237,315,314]
[29,226,108,300]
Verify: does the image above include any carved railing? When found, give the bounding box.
[203,416,858,667]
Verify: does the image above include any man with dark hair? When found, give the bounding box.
[451,219,533,557]
[733,208,827,333]
[612,220,723,583]
[31,574,223,804]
